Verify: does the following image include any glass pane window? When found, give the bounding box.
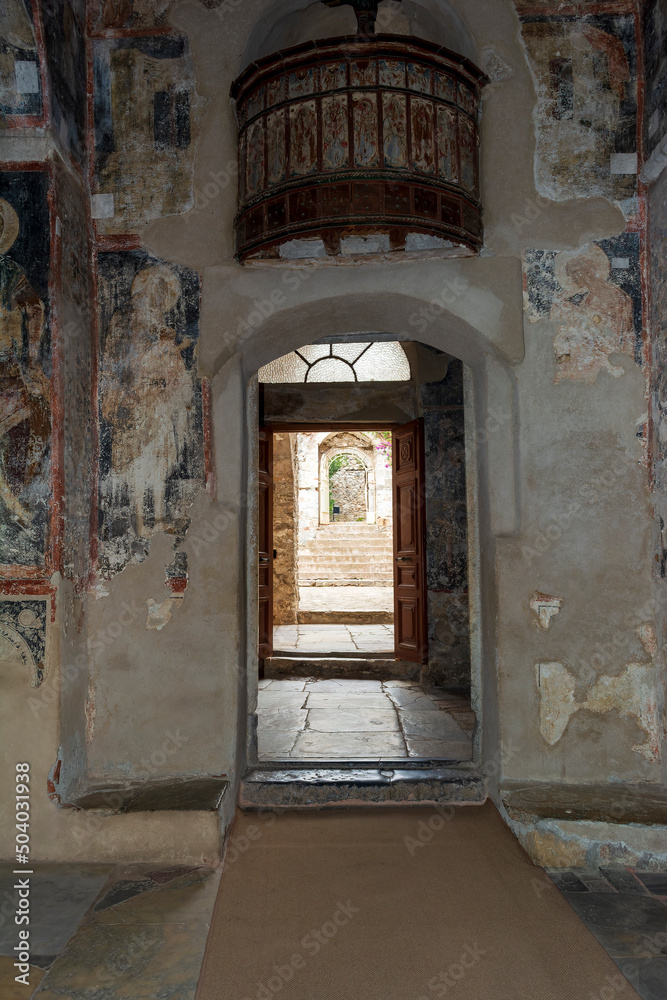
[258,341,410,382]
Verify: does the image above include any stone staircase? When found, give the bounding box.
[298,523,394,587]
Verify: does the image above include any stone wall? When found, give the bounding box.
[421,359,470,691]
[330,457,367,522]
[273,432,298,626]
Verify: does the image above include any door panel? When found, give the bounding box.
[393,419,428,663]
[258,429,273,661]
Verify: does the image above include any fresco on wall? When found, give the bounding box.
[56,167,93,583]
[0,171,51,570]
[290,101,318,176]
[353,93,378,167]
[97,251,204,576]
[520,14,638,203]
[0,0,42,119]
[322,95,349,171]
[0,599,47,686]
[650,175,667,495]
[643,0,667,156]
[524,234,642,384]
[93,35,200,234]
[90,0,171,31]
[41,0,86,162]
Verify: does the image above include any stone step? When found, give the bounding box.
[300,579,393,587]
[298,552,394,562]
[240,767,487,808]
[265,656,416,679]
[297,609,393,625]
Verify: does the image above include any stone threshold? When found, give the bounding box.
[240,764,485,808]
[266,655,418,677]
[298,610,394,624]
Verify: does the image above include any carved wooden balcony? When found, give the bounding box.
[231,36,486,262]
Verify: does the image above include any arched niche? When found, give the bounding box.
[242,0,477,68]
[317,432,378,524]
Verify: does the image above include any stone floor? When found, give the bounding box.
[548,868,667,999]
[257,678,475,761]
[0,863,220,999]
[298,586,393,613]
[274,623,394,654]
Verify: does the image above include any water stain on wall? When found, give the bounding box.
[0,0,42,119]
[0,169,51,570]
[93,34,201,234]
[96,250,204,577]
[525,234,642,383]
[520,13,638,204]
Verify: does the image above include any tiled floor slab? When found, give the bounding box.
[549,868,667,1000]
[305,708,400,733]
[257,709,308,731]
[33,867,221,1000]
[274,624,394,654]
[292,731,407,758]
[0,956,46,998]
[0,865,113,958]
[257,679,474,762]
[405,738,473,759]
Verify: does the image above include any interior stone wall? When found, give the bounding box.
[421,357,470,691]
[272,431,298,625]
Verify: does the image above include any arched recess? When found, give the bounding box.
[241,0,478,69]
[207,286,522,789]
[318,436,377,524]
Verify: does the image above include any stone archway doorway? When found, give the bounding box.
[252,338,477,770]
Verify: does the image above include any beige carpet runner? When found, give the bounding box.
[196,803,639,1000]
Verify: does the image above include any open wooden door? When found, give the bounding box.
[393,418,428,663]
[258,428,273,662]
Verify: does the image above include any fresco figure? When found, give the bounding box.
[0,197,50,530]
[550,245,635,384]
[100,264,194,536]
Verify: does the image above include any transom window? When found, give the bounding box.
[258,342,410,383]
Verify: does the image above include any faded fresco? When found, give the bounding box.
[97,251,204,576]
[644,0,667,156]
[0,0,42,119]
[93,35,200,234]
[0,599,47,686]
[41,0,87,162]
[0,171,51,570]
[353,93,378,167]
[520,14,638,203]
[524,234,642,384]
[322,95,349,171]
[290,101,318,177]
[57,167,93,583]
[650,173,667,497]
[90,0,171,31]
[383,94,407,170]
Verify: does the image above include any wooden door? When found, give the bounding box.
[258,429,273,661]
[393,419,428,663]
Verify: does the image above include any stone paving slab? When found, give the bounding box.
[257,679,474,762]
